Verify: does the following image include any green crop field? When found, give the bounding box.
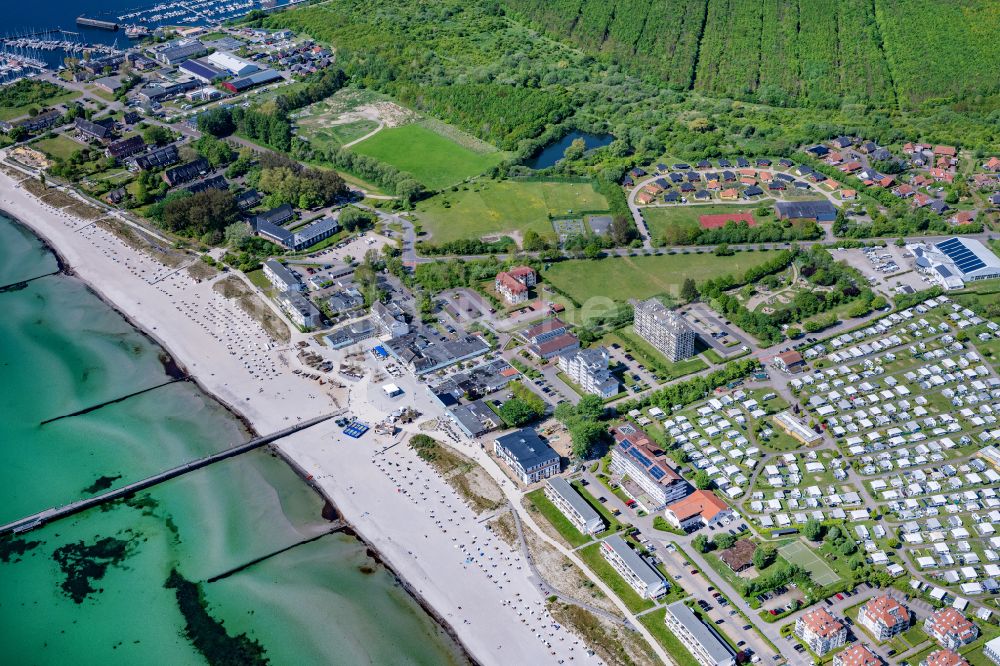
[543,251,781,304]
[414,180,609,244]
[349,122,506,190]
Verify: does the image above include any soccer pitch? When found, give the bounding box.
[778,541,840,586]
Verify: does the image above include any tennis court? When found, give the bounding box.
[778,541,840,586]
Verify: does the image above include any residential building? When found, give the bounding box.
[718,539,757,573]
[105,135,146,160]
[495,266,536,304]
[557,347,619,398]
[632,298,695,361]
[984,638,1000,666]
[494,428,559,484]
[75,118,112,143]
[773,350,804,372]
[263,259,301,292]
[129,144,178,171]
[371,301,409,338]
[922,649,969,666]
[163,158,209,187]
[252,203,295,228]
[186,175,228,195]
[664,600,735,666]
[610,423,690,511]
[277,291,321,329]
[522,318,579,359]
[235,189,262,210]
[0,108,62,134]
[664,490,732,531]
[858,595,911,641]
[522,318,568,345]
[834,644,882,666]
[544,477,604,535]
[924,608,978,650]
[255,216,340,251]
[795,608,847,656]
[600,534,667,599]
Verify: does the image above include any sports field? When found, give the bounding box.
[542,251,781,304]
[778,541,840,586]
[350,122,506,190]
[643,202,772,244]
[414,180,609,245]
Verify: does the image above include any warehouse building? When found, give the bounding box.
[909,238,1000,289]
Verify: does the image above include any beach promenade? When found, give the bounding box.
[0,164,607,665]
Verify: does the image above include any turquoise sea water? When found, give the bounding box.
[0,214,467,665]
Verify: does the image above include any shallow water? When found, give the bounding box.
[0,213,468,665]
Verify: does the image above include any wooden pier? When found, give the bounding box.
[0,411,343,536]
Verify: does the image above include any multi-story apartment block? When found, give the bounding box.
[795,608,847,656]
[632,298,696,361]
[557,347,619,398]
[858,595,910,641]
[924,608,978,651]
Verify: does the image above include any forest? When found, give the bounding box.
[503,0,998,109]
[263,0,1000,169]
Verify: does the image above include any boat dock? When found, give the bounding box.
[0,410,343,536]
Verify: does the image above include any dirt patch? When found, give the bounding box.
[547,601,657,666]
[212,275,291,343]
[186,260,218,281]
[297,88,414,129]
[522,526,620,616]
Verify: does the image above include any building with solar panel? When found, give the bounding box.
[908,238,1000,289]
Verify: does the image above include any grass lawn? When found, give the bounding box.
[524,488,595,547]
[570,480,624,533]
[299,118,380,151]
[637,608,700,666]
[543,251,782,304]
[778,540,840,586]
[0,88,79,122]
[643,202,772,243]
[577,543,655,613]
[350,122,505,190]
[32,134,87,160]
[414,179,609,245]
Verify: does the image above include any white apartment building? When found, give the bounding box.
[600,534,666,599]
[795,608,847,656]
[664,601,736,666]
[544,477,604,534]
[557,347,619,398]
[858,595,910,641]
[632,298,696,361]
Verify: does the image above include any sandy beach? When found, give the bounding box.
[0,163,606,665]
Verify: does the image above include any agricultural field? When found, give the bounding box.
[350,121,506,190]
[414,180,609,245]
[542,251,782,304]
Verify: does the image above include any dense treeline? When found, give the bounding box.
[655,218,822,246]
[618,358,760,414]
[503,0,993,109]
[159,189,239,241]
[415,237,516,256]
[0,79,66,113]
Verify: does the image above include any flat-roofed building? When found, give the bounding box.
[610,423,689,511]
[795,608,847,656]
[984,637,1000,666]
[206,51,259,77]
[834,644,882,666]
[277,291,321,329]
[263,259,301,292]
[600,534,667,599]
[664,490,732,531]
[664,600,735,666]
[371,301,409,339]
[773,410,822,445]
[632,298,695,361]
[858,595,911,641]
[544,477,604,535]
[494,428,559,484]
[924,608,978,651]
